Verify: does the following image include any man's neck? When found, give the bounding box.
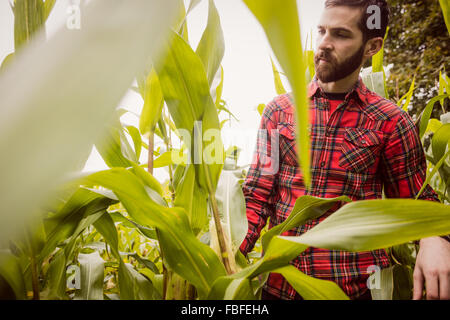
[317,68,361,93]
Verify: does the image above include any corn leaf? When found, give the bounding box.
[416,148,450,200]
[439,0,450,35]
[399,77,415,112]
[174,164,209,235]
[43,0,56,21]
[431,123,450,163]
[261,195,351,251]
[13,0,46,51]
[270,57,287,95]
[280,199,450,252]
[372,26,389,73]
[0,250,26,300]
[419,94,450,139]
[243,0,311,187]
[0,0,179,245]
[276,265,350,300]
[425,119,443,134]
[125,126,143,161]
[196,0,225,86]
[215,169,248,254]
[83,168,227,298]
[74,251,105,300]
[93,213,156,300]
[139,68,164,135]
[156,31,224,193]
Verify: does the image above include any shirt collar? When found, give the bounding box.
[307,76,370,105]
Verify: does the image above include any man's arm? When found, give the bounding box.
[380,111,450,300]
[239,102,279,256]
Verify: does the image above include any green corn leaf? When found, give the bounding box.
[213,169,248,256]
[175,0,190,43]
[174,164,209,235]
[399,77,415,112]
[372,26,389,73]
[214,65,224,108]
[217,101,239,121]
[74,251,105,300]
[128,253,160,275]
[270,57,286,95]
[257,103,265,116]
[153,149,187,168]
[95,117,138,168]
[243,0,311,187]
[196,0,225,86]
[42,250,67,300]
[416,148,450,200]
[39,189,115,262]
[306,50,315,81]
[156,31,224,193]
[0,53,14,73]
[43,0,56,21]
[187,0,202,13]
[118,262,155,300]
[139,68,164,135]
[63,210,107,260]
[125,126,143,161]
[93,212,156,300]
[83,168,227,298]
[0,0,179,245]
[431,123,450,184]
[131,164,163,196]
[262,195,352,251]
[13,0,46,51]
[425,119,443,135]
[439,0,450,35]
[432,123,450,163]
[109,211,157,239]
[419,94,450,139]
[0,250,26,300]
[279,199,450,252]
[276,265,349,300]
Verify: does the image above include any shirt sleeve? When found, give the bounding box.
[239,102,280,255]
[380,111,440,202]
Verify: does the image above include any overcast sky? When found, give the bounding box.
[0,0,325,179]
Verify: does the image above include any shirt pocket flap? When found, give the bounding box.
[344,128,383,147]
[277,122,295,140]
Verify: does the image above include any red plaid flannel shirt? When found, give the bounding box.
[240,78,440,300]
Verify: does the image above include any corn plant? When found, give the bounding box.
[0,0,450,301]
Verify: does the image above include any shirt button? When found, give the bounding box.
[361,140,367,144]
[320,161,325,167]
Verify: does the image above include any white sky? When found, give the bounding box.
[0,0,325,180]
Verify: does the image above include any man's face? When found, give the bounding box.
[314,6,366,83]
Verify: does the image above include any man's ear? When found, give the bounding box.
[364,37,383,58]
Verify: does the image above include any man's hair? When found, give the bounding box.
[324,0,390,42]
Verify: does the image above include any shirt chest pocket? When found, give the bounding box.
[277,123,298,167]
[339,128,384,174]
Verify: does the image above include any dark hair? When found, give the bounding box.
[324,0,390,42]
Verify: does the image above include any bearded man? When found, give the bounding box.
[240,0,450,300]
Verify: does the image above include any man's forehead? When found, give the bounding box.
[318,6,363,31]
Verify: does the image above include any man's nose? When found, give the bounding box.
[317,32,333,52]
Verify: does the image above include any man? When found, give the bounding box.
[240,0,450,300]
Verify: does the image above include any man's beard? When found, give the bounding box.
[314,45,365,83]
